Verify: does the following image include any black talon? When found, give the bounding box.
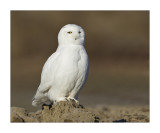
[65,97,69,101]
[42,103,52,110]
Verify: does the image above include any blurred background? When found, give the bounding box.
[11,11,149,112]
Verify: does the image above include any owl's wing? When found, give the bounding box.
[38,52,57,93]
[32,52,58,106]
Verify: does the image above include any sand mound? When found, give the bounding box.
[11,101,99,122]
[11,101,149,122]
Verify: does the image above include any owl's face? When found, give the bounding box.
[58,24,85,46]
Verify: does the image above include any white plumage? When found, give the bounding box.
[32,24,89,107]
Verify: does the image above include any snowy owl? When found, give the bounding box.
[32,24,89,107]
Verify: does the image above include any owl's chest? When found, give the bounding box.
[55,46,88,72]
[64,49,81,62]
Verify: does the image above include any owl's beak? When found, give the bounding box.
[75,36,80,40]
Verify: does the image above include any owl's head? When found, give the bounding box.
[58,24,85,46]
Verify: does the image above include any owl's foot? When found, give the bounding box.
[67,97,79,104]
[56,97,68,103]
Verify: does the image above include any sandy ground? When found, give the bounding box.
[11,11,149,122]
[11,101,149,123]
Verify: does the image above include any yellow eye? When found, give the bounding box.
[67,31,72,34]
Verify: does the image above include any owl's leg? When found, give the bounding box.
[56,97,68,103]
[67,89,80,104]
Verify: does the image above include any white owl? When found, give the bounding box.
[32,24,89,107]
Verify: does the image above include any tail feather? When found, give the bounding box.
[32,98,40,107]
[32,92,51,107]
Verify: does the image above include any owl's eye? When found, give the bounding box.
[67,31,72,34]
